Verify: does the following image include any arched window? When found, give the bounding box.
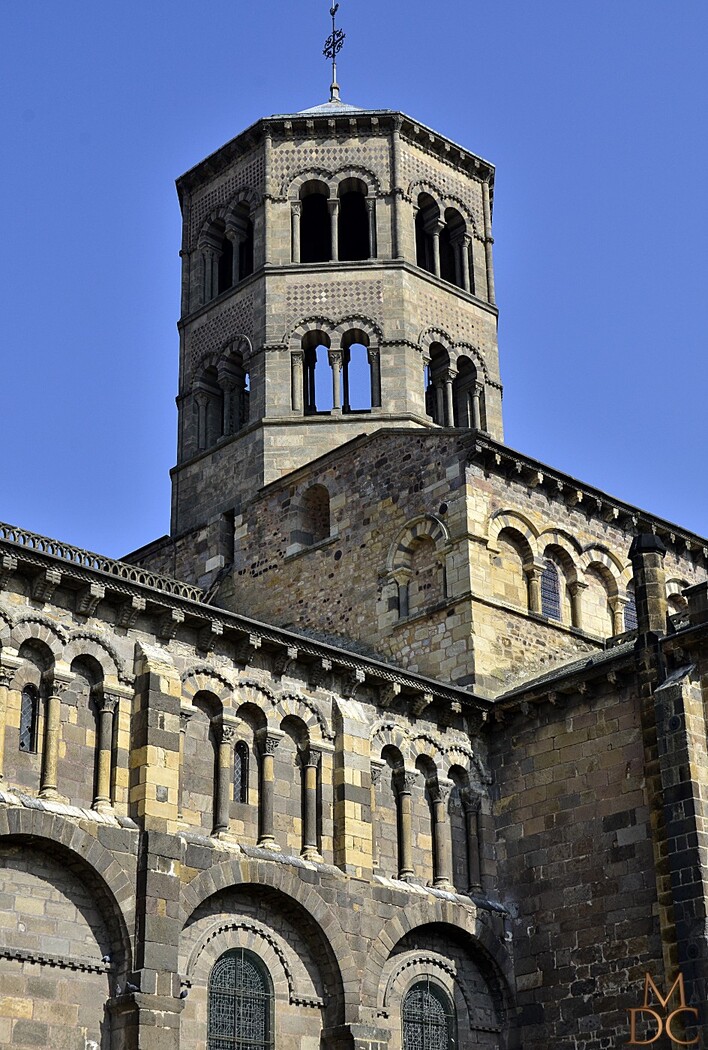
[425,343,451,425]
[19,685,39,753]
[217,235,234,295]
[300,181,331,263]
[541,559,561,620]
[208,949,273,1050]
[338,179,370,261]
[341,330,373,412]
[302,331,333,414]
[440,208,467,289]
[234,741,249,804]
[402,980,456,1050]
[415,193,440,274]
[452,357,478,429]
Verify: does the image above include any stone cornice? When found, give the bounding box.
[470,434,708,562]
[0,521,489,716]
[176,110,494,200]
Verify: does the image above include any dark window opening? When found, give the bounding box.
[302,332,332,414]
[301,193,331,263]
[338,190,369,261]
[218,237,234,295]
[439,226,456,284]
[239,220,254,279]
[625,583,638,631]
[341,337,372,412]
[300,485,330,545]
[415,193,439,274]
[19,685,39,753]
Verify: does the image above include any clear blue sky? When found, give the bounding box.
[2,1,707,558]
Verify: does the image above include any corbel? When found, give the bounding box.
[272,645,298,678]
[379,681,401,710]
[118,595,146,629]
[198,620,224,654]
[341,667,366,699]
[158,607,185,641]
[234,632,262,667]
[0,554,17,588]
[31,568,61,604]
[76,583,105,618]
[308,657,332,690]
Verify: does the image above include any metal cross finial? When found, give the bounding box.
[323,3,345,103]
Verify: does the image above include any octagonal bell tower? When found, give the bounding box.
[171,99,502,541]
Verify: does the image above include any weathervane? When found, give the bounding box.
[323,3,345,103]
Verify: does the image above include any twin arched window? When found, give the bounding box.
[403,981,456,1050]
[295,179,375,265]
[415,194,472,293]
[208,949,273,1050]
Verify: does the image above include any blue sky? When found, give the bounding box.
[2,1,707,558]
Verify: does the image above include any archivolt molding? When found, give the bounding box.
[65,631,129,684]
[196,187,262,248]
[179,859,354,1016]
[361,908,515,1020]
[234,678,277,710]
[408,180,480,236]
[409,732,446,765]
[186,917,323,1007]
[387,515,450,575]
[332,164,383,196]
[182,666,234,705]
[579,544,627,581]
[284,167,336,199]
[10,615,68,657]
[667,577,690,597]
[371,719,410,759]
[276,692,334,742]
[451,341,489,379]
[331,314,384,346]
[487,511,538,561]
[380,950,472,1021]
[0,814,135,977]
[285,315,338,347]
[445,743,491,786]
[418,325,454,354]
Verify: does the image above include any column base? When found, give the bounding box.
[301,848,322,863]
[92,799,114,815]
[257,838,281,852]
[38,788,67,803]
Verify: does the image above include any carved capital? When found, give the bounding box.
[462,789,482,814]
[48,672,73,699]
[179,708,193,733]
[370,760,385,786]
[435,778,454,804]
[258,729,284,756]
[328,350,343,371]
[366,346,380,365]
[97,693,119,716]
[398,770,418,794]
[220,720,239,745]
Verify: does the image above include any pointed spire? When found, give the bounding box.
[323,3,346,103]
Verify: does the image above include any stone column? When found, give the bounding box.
[300,747,322,860]
[396,770,417,879]
[0,666,14,783]
[328,199,339,262]
[430,221,444,277]
[93,692,118,812]
[257,729,284,849]
[526,564,543,614]
[370,760,385,872]
[367,347,381,408]
[482,181,496,305]
[431,779,453,888]
[610,595,629,636]
[569,580,588,630]
[39,674,71,800]
[214,720,237,834]
[291,202,302,264]
[329,350,343,411]
[177,708,192,820]
[471,383,483,430]
[194,391,209,451]
[366,197,377,258]
[463,792,483,892]
[443,370,455,427]
[391,117,404,259]
[434,379,445,425]
[461,234,472,292]
[291,351,304,413]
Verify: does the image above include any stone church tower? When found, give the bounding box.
[1,73,708,1050]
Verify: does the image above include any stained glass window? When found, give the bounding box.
[234,741,249,804]
[540,559,561,620]
[208,949,272,1050]
[19,685,38,753]
[625,583,638,631]
[403,980,455,1050]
